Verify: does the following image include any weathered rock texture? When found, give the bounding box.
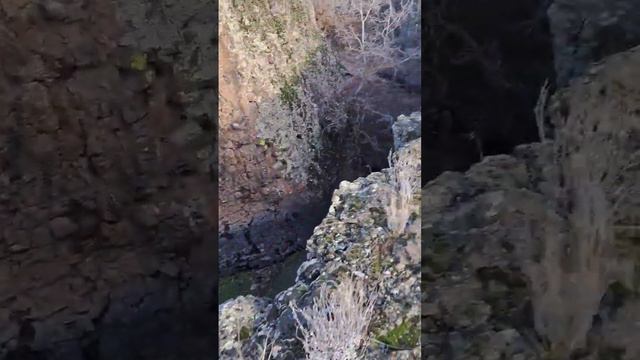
[0,1,214,358]
[220,113,422,359]
[548,0,640,86]
[218,0,420,276]
[422,46,640,359]
[218,0,332,276]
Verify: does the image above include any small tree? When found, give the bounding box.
[322,0,420,95]
[289,276,377,360]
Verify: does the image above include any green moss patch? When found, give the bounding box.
[238,325,252,341]
[279,75,300,109]
[219,271,253,304]
[130,53,147,71]
[375,317,420,350]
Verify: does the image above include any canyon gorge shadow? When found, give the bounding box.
[218,0,421,301]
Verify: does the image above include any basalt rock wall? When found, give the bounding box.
[217,0,420,276]
[424,0,556,183]
[0,1,215,359]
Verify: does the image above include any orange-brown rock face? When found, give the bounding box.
[217,1,421,276]
[217,1,334,276]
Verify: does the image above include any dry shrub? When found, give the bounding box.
[313,0,420,95]
[289,276,377,360]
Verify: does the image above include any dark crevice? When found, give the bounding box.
[424,0,556,184]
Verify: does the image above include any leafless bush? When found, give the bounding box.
[387,169,414,236]
[298,51,351,136]
[256,328,276,360]
[234,324,276,360]
[296,50,389,165]
[318,0,420,95]
[289,276,377,360]
[387,138,420,235]
[425,1,510,90]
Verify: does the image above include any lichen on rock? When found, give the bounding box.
[219,113,422,359]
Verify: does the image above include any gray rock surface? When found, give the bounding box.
[548,0,640,86]
[393,112,422,151]
[219,113,422,359]
[422,46,640,359]
[0,0,215,358]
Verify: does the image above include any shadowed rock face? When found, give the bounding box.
[0,1,215,359]
[422,46,640,360]
[548,0,640,86]
[218,195,330,277]
[424,0,556,183]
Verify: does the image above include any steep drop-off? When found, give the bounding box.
[218,0,421,278]
[220,112,422,359]
[424,0,556,182]
[218,0,332,277]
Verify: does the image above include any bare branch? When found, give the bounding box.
[289,276,377,360]
[321,0,420,94]
[535,79,550,142]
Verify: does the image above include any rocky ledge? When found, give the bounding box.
[422,46,640,359]
[219,112,422,359]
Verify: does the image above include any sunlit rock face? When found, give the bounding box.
[217,0,419,276]
[217,0,332,277]
[0,0,215,358]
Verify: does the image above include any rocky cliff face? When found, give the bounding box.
[422,46,640,359]
[218,0,335,276]
[548,0,640,86]
[219,112,422,359]
[218,0,420,276]
[0,1,214,359]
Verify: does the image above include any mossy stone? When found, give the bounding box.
[130,53,147,71]
[375,317,420,350]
